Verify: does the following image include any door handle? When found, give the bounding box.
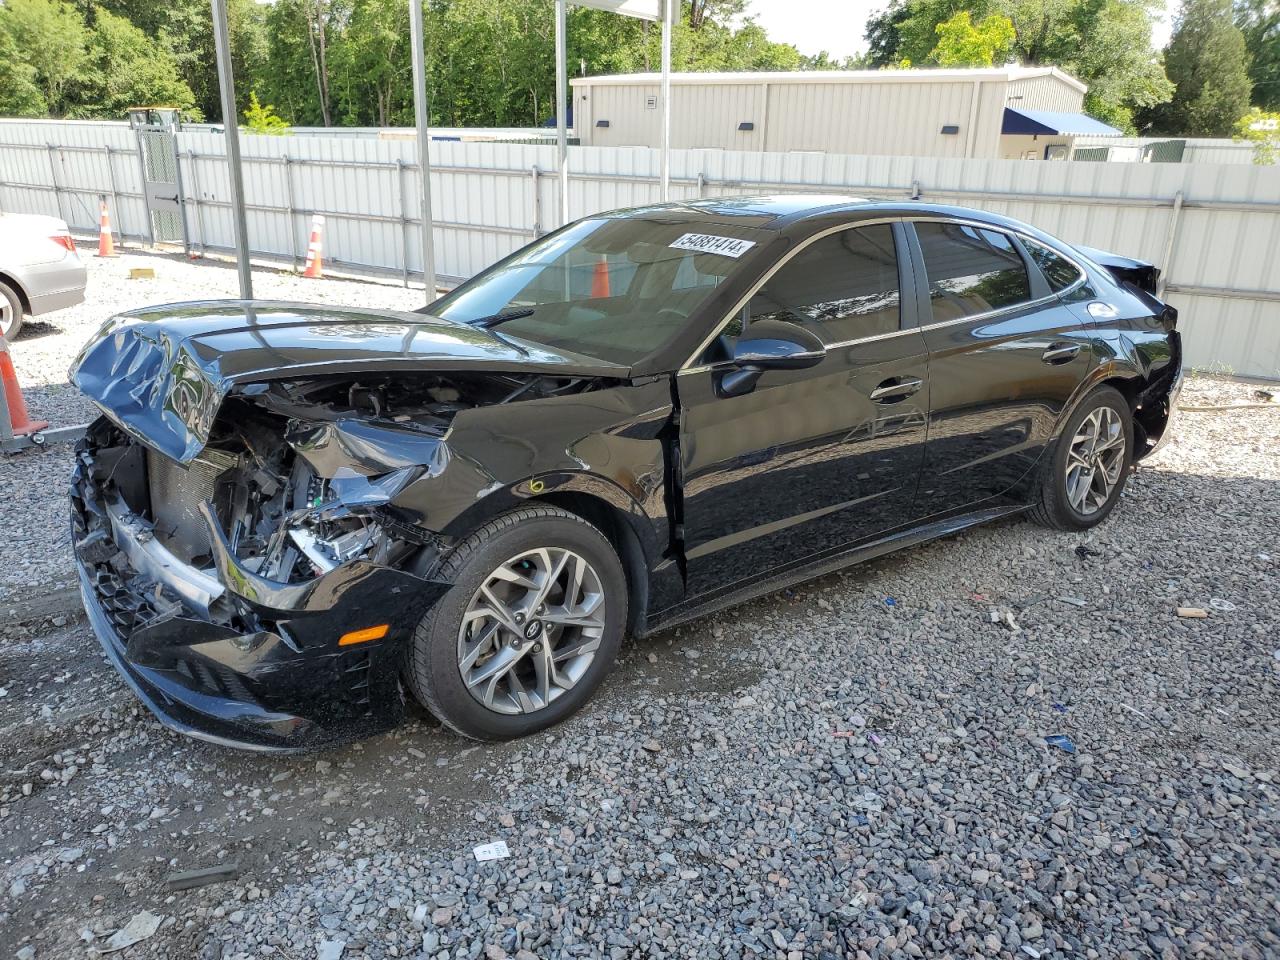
[870,377,924,403]
[1042,342,1081,365]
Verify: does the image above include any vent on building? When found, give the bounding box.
[940,124,960,135]
[738,121,755,131]
[596,120,610,128]
[644,95,658,109]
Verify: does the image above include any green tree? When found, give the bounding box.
[259,0,331,125]
[1145,0,1253,135]
[1068,0,1175,130]
[930,11,1016,66]
[97,0,267,121]
[329,0,410,126]
[243,91,290,133]
[864,0,1173,132]
[865,1,911,66]
[1234,106,1280,161]
[0,0,88,115]
[1237,0,1279,110]
[67,7,197,118]
[0,23,48,116]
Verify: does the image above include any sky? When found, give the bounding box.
[745,0,1175,61]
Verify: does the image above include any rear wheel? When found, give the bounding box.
[406,505,626,740]
[0,281,23,340]
[1031,385,1132,531]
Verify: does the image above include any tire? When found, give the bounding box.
[0,281,23,340]
[405,505,627,740]
[1030,385,1133,531]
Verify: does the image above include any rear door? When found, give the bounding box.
[674,222,931,600]
[907,219,1095,515]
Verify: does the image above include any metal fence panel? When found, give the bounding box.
[0,120,150,241]
[3,120,1278,377]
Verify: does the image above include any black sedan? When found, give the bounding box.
[69,196,1182,750]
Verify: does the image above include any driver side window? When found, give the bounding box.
[703,223,901,363]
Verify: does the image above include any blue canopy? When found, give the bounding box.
[1002,108,1123,137]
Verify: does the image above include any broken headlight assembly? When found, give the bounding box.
[229,461,425,584]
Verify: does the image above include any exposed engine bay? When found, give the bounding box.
[76,371,608,623]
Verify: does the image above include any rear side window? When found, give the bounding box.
[742,224,901,343]
[1023,238,1085,292]
[915,222,1031,322]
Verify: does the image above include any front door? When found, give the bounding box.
[908,220,1096,515]
[675,222,930,600]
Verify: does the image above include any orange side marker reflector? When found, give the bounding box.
[339,624,389,646]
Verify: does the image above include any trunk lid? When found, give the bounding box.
[1073,244,1161,295]
[71,300,627,464]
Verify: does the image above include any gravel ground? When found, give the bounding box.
[1,247,1279,960]
[0,243,426,604]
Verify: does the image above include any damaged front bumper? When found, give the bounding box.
[71,430,448,752]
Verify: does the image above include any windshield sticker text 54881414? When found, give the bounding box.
[668,233,757,259]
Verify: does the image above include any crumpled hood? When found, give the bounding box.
[70,300,625,464]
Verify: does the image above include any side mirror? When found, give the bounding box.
[717,319,825,398]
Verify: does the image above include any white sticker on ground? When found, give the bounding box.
[669,233,757,258]
[473,840,510,861]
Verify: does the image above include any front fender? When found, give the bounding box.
[385,379,675,565]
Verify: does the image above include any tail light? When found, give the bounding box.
[50,233,77,254]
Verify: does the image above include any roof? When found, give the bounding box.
[570,66,1087,93]
[608,195,1037,233]
[1002,108,1123,137]
[597,195,870,229]
[675,195,868,220]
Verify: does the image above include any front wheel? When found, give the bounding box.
[0,281,24,340]
[405,505,627,740]
[1030,385,1133,531]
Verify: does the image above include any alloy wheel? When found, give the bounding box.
[456,547,606,715]
[1064,405,1126,515]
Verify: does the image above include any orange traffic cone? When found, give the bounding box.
[302,214,325,278]
[590,255,610,298]
[97,200,116,257]
[0,335,49,437]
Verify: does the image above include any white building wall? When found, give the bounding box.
[1071,136,1258,165]
[584,82,767,151]
[1000,134,1074,160]
[761,79,1006,158]
[573,70,1083,159]
[1006,75,1086,113]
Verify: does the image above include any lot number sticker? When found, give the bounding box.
[669,233,757,258]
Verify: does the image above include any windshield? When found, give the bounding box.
[429,217,769,366]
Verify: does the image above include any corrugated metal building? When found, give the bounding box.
[570,67,1118,160]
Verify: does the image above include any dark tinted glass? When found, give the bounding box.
[743,224,901,343]
[1024,238,1084,292]
[916,222,1031,322]
[431,217,767,365]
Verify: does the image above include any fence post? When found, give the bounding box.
[103,145,122,240]
[45,145,65,224]
[132,130,156,246]
[531,165,542,237]
[283,154,298,272]
[173,137,193,257]
[186,150,206,256]
[396,158,410,288]
[1158,189,1184,299]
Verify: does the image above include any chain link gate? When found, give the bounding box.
[129,108,190,248]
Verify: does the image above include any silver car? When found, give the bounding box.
[0,212,88,339]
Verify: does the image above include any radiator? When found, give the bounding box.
[147,446,238,564]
